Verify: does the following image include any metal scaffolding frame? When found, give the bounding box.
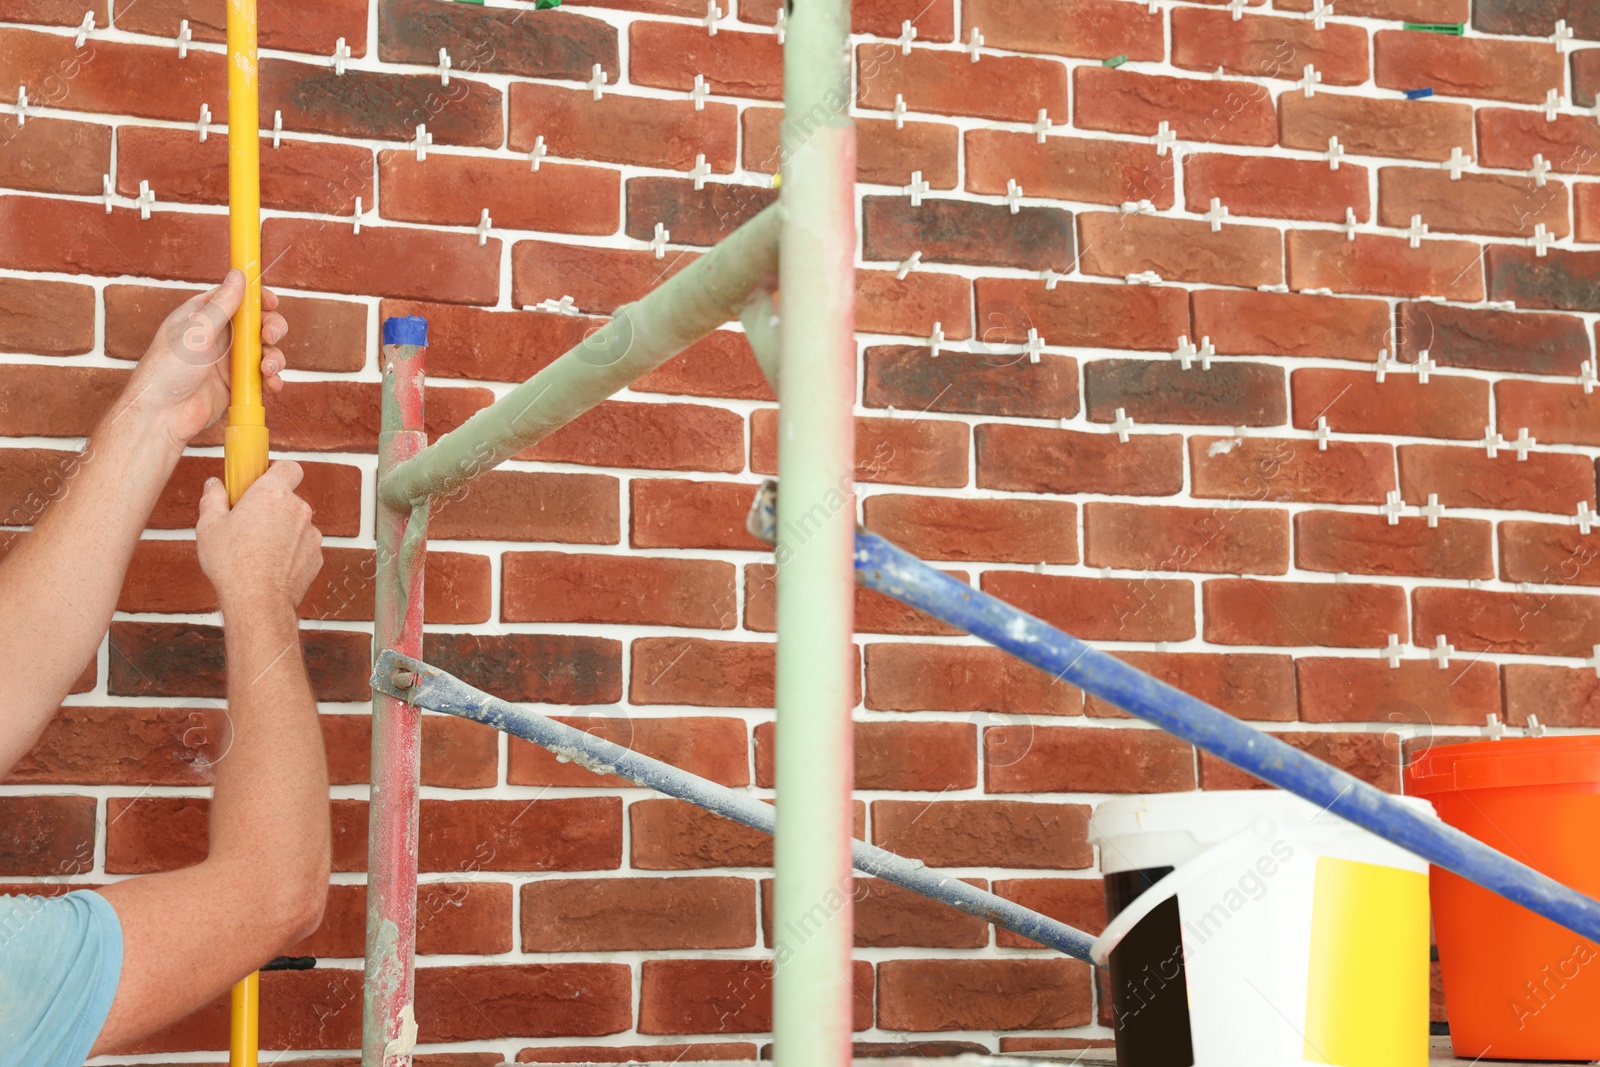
[356,1,1600,1062]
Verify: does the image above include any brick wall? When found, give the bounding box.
[0,0,1598,1059]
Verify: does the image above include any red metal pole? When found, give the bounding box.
[363,317,429,1066]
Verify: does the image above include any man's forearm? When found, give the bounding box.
[209,598,330,904]
[0,390,186,768]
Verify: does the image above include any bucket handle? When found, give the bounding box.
[1090,817,1279,967]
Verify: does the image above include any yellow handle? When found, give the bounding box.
[225,0,266,507]
[226,0,266,1060]
[229,969,260,1067]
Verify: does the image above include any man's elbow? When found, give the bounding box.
[268,863,330,952]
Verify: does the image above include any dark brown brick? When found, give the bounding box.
[110,623,369,702]
[1488,245,1600,311]
[0,796,95,876]
[378,0,617,80]
[1085,358,1287,427]
[260,57,503,146]
[626,176,776,247]
[1396,301,1589,375]
[1473,0,1600,41]
[863,196,1074,272]
[423,632,622,705]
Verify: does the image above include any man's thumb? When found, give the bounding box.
[200,269,246,323]
[197,476,230,524]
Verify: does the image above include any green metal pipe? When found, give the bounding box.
[738,290,780,391]
[774,0,857,1061]
[378,205,781,508]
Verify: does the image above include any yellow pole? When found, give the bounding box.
[225,1,266,1063]
[229,969,260,1067]
[224,0,268,507]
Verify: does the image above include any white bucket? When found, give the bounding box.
[1087,790,1437,1067]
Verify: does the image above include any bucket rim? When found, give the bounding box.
[1406,734,1600,795]
[1088,789,1433,849]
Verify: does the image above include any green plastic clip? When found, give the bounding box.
[1104,53,1128,68]
[1403,22,1464,34]
[536,0,561,7]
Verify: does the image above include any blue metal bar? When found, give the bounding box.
[369,649,1098,962]
[748,498,1600,945]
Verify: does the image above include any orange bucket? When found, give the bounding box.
[1406,735,1600,1061]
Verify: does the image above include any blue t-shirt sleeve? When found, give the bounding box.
[0,890,124,1067]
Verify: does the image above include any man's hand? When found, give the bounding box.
[196,461,323,615]
[128,269,288,447]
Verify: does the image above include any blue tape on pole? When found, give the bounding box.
[382,315,429,346]
[848,527,1600,947]
[369,649,1099,962]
